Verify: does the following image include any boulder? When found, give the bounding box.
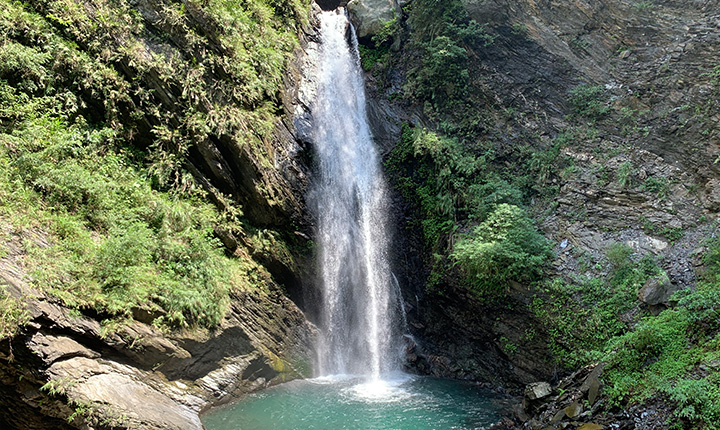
[638,276,680,306]
[347,0,399,38]
[525,381,552,400]
[564,400,583,418]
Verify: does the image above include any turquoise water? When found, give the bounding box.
[201,374,506,430]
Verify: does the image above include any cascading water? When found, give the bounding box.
[309,9,401,380]
[201,10,507,429]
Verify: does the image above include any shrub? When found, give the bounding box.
[530,252,661,369]
[569,84,611,120]
[0,0,309,331]
[617,161,633,187]
[358,44,389,71]
[452,204,551,295]
[410,36,469,106]
[592,236,720,428]
[642,176,670,199]
[466,178,523,221]
[0,288,29,339]
[405,0,492,114]
[606,242,633,268]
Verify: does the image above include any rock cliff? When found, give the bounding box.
[0,0,321,428]
[351,0,720,424]
[1,227,314,429]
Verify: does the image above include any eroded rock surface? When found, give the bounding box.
[0,237,315,429]
[360,0,720,397]
[0,4,322,428]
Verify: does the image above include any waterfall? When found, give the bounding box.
[308,9,400,379]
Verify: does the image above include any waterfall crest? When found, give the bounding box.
[308,9,400,379]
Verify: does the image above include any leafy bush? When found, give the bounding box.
[405,0,492,114]
[0,112,243,328]
[410,36,469,106]
[387,126,482,249]
[569,84,611,120]
[616,161,634,188]
[642,176,670,199]
[579,235,720,429]
[452,204,551,295]
[358,44,390,71]
[0,0,309,330]
[606,242,633,268]
[0,287,29,339]
[357,17,397,72]
[531,252,661,368]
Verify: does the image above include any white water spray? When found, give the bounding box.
[308,9,401,380]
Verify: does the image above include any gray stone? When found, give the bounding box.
[347,0,399,38]
[69,370,202,430]
[525,382,552,400]
[578,424,604,430]
[638,276,680,306]
[565,400,583,418]
[28,333,100,363]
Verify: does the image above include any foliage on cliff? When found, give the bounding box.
[452,204,551,295]
[600,235,720,428]
[0,0,310,335]
[371,0,720,426]
[379,0,552,297]
[385,123,553,296]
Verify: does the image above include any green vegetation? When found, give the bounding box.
[641,218,684,242]
[602,235,720,428]
[452,204,551,296]
[531,244,661,367]
[357,17,397,72]
[380,2,561,298]
[386,124,551,296]
[358,18,400,72]
[0,287,29,340]
[642,176,670,199]
[405,0,493,123]
[530,234,720,429]
[511,23,528,35]
[379,1,718,427]
[569,84,611,121]
[387,126,510,249]
[634,1,655,11]
[616,161,634,188]
[0,0,310,332]
[0,83,246,328]
[358,43,390,72]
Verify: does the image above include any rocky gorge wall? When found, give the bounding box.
[0,0,325,428]
[2,0,720,427]
[349,0,720,426]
